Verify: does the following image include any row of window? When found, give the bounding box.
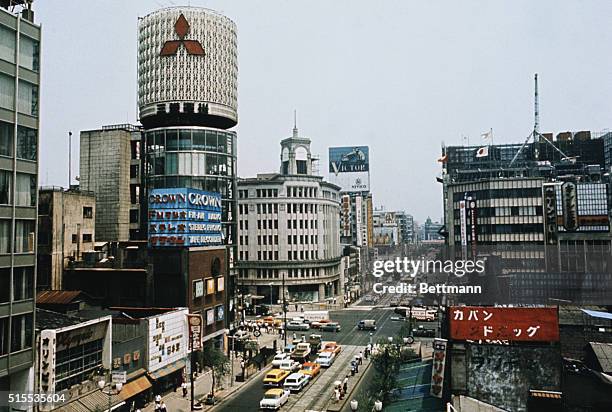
[0,313,32,356]
[256,188,279,198]
[287,186,317,198]
[0,24,40,71]
[0,219,34,253]
[55,339,104,392]
[0,170,35,206]
[249,249,321,261]
[452,188,542,202]
[0,121,37,160]
[287,234,319,245]
[147,152,233,177]
[0,74,38,117]
[145,129,234,155]
[257,234,279,246]
[0,266,34,303]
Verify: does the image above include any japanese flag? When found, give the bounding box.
[476,146,489,158]
[481,129,493,141]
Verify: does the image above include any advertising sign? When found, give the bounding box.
[459,200,467,247]
[148,188,223,247]
[430,338,447,398]
[193,280,204,299]
[561,181,578,231]
[206,278,215,295]
[147,309,188,372]
[206,309,215,325]
[355,195,363,246]
[112,371,127,384]
[449,307,559,342]
[329,146,370,192]
[187,314,203,351]
[543,184,558,245]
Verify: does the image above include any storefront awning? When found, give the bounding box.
[55,389,125,412]
[120,375,152,401]
[148,359,186,380]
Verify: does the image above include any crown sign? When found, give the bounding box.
[160,14,205,56]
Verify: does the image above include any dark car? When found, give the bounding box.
[320,322,341,332]
[412,327,436,338]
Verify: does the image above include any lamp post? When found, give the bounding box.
[98,379,122,412]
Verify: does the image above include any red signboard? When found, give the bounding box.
[450,306,559,342]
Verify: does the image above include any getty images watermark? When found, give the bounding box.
[371,258,486,295]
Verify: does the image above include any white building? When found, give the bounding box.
[236,126,342,303]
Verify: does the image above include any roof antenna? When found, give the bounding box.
[293,109,298,137]
[534,73,539,134]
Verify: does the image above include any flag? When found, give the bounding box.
[476,146,489,158]
[437,154,448,163]
[481,128,493,140]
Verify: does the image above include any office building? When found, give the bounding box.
[0,2,40,395]
[79,124,142,242]
[236,126,342,303]
[37,187,96,291]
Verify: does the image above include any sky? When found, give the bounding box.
[35,0,612,222]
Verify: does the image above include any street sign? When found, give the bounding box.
[112,371,127,384]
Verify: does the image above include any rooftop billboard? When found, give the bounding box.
[329,146,370,192]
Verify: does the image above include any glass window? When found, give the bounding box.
[0,169,10,204]
[16,126,36,160]
[192,153,205,176]
[166,130,179,151]
[0,24,15,63]
[19,35,39,72]
[205,130,217,151]
[178,153,191,175]
[179,130,191,150]
[15,173,35,206]
[18,80,38,116]
[10,313,33,352]
[14,220,34,253]
[0,317,7,356]
[0,121,12,156]
[13,266,33,301]
[218,133,228,154]
[193,130,206,150]
[0,219,9,253]
[206,153,218,175]
[0,268,8,303]
[154,155,165,175]
[154,131,165,151]
[0,72,15,110]
[166,153,177,174]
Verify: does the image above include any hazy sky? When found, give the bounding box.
[35,0,612,222]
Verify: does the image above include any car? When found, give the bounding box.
[413,326,436,338]
[263,369,290,387]
[320,322,341,332]
[283,372,309,392]
[315,350,335,367]
[284,344,296,355]
[300,362,321,378]
[286,320,310,331]
[357,320,377,331]
[278,359,301,372]
[272,352,291,367]
[311,319,331,329]
[321,341,341,355]
[260,388,290,410]
[390,316,407,322]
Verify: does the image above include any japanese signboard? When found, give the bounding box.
[430,338,447,398]
[148,188,223,247]
[561,181,578,231]
[543,184,558,245]
[193,279,204,299]
[449,306,559,342]
[147,309,188,372]
[187,314,203,351]
[329,146,370,192]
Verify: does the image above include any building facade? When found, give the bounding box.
[79,124,142,242]
[237,127,342,303]
[37,187,96,291]
[0,4,40,396]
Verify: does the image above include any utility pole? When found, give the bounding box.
[68,131,72,187]
[283,270,287,348]
[190,338,195,411]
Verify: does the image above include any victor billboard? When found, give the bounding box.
[329,146,370,192]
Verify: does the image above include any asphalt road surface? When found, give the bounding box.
[215,307,401,411]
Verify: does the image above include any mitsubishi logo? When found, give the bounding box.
[160,14,205,56]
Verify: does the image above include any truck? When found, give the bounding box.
[357,319,377,331]
[308,334,322,352]
[291,342,312,362]
[283,310,329,323]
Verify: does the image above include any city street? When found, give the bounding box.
[214,307,402,411]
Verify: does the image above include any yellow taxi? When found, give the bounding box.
[263,369,290,387]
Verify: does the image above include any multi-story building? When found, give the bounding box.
[236,126,342,303]
[79,124,142,242]
[139,6,238,340]
[37,187,96,290]
[422,217,444,241]
[0,2,40,395]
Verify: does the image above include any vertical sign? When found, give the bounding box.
[468,197,477,257]
[459,201,467,246]
[562,181,578,231]
[187,314,203,351]
[543,184,558,245]
[430,338,447,398]
[355,195,363,246]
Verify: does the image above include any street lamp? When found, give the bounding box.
[98,379,122,412]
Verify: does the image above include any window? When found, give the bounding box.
[0,220,9,253]
[17,126,36,161]
[10,313,33,352]
[0,121,12,156]
[15,173,35,206]
[71,234,77,243]
[0,73,15,110]
[0,169,10,204]
[18,80,38,116]
[14,220,34,253]
[0,24,15,63]
[83,206,93,218]
[13,266,33,301]
[82,234,92,243]
[0,268,8,303]
[0,317,8,356]
[19,35,39,72]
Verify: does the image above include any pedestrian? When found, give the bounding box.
[300,305,304,312]
[343,375,348,393]
[358,351,363,365]
[334,387,340,403]
[154,394,161,407]
[181,381,188,397]
[295,304,298,311]
[159,401,167,412]
[292,332,297,341]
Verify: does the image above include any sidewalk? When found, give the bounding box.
[143,331,280,412]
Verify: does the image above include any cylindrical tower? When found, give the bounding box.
[138,7,238,129]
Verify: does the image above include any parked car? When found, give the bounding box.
[413,326,436,338]
[286,320,310,331]
[321,341,342,355]
[278,359,301,373]
[283,372,309,392]
[272,352,291,367]
[263,369,290,387]
[320,322,341,332]
[315,350,335,367]
[300,362,321,378]
[291,342,312,363]
[283,344,296,355]
[311,319,331,329]
[259,388,290,410]
[357,319,377,331]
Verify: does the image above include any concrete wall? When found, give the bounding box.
[452,395,508,412]
[464,344,561,412]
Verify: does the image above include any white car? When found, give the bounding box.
[260,388,290,410]
[315,350,335,367]
[278,359,301,372]
[272,352,291,367]
[283,372,309,392]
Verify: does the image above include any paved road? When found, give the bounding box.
[215,308,401,412]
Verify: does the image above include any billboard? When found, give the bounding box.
[430,338,448,398]
[147,309,189,372]
[329,146,370,192]
[148,187,223,247]
[450,307,559,342]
